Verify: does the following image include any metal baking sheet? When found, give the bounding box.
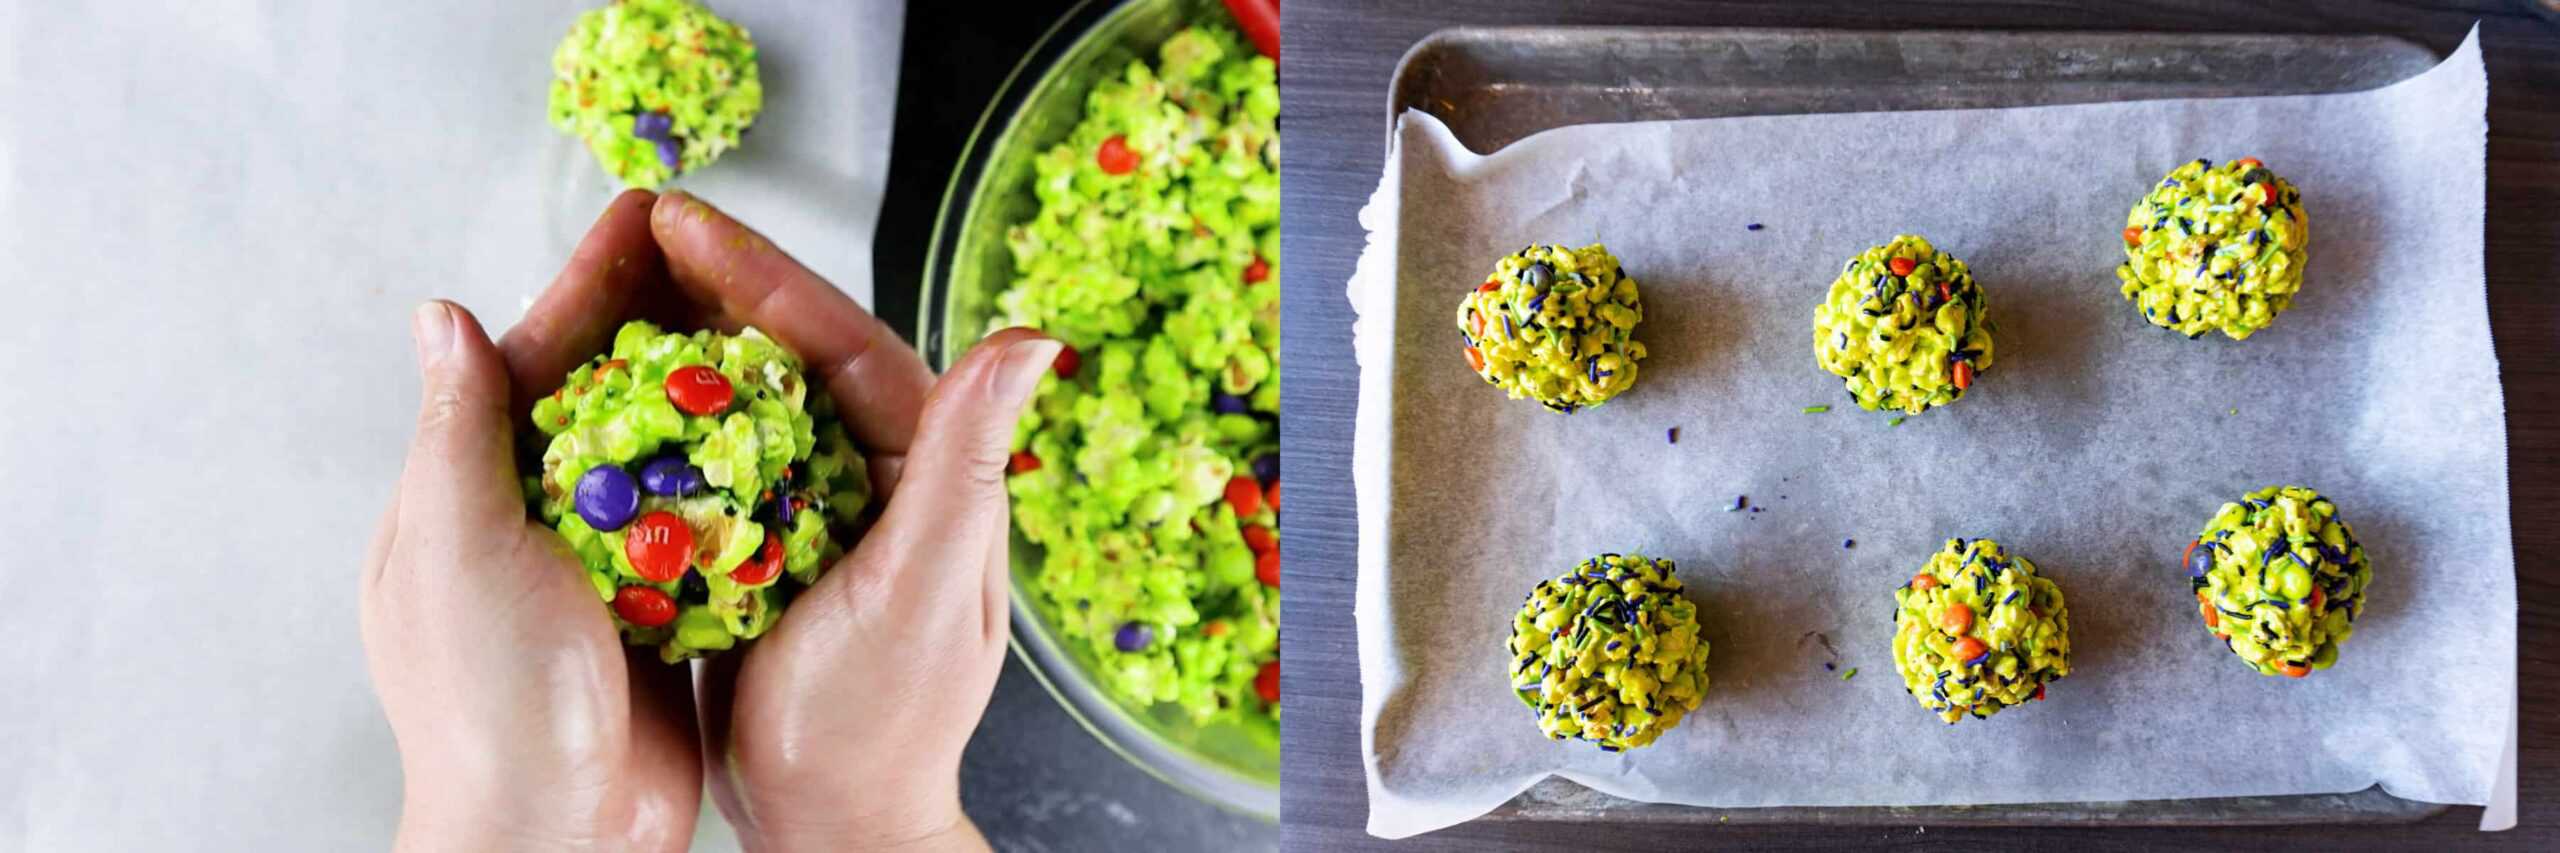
[1385,25,2449,827]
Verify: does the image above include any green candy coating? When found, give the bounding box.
[527,321,869,662]
[1507,554,1710,751]
[2190,485,2370,677]
[1892,539,2069,724]
[547,0,763,189]
[1812,235,1993,416]
[2116,158,2310,340]
[1456,244,1647,413]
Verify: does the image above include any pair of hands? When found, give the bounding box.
[361,190,1059,852]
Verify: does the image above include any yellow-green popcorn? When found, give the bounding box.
[2185,485,2370,677]
[526,321,868,663]
[547,0,763,189]
[2117,158,2309,340]
[1813,235,1992,416]
[1000,26,1279,725]
[1456,244,1647,413]
[1507,554,1710,751]
[1892,539,2068,724]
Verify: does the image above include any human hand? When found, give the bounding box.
[647,191,1053,853]
[361,191,704,853]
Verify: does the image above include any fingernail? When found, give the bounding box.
[411,302,455,367]
[993,337,1063,406]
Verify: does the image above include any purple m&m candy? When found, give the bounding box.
[574,465,641,531]
[638,456,707,498]
[632,111,674,141]
[2186,541,2214,578]
[1113,621,1153,652]
[655,137,683,171]
[1249,453,1278,485]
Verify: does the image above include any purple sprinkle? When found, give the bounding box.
[1824,661,1836,671]
[1842,539,1855,549]
[1527,295,1547,313]
[1966,652,1991,668]
[1504,315,1516,338]
[1746,223,1764,231]
[1211,392,1248,414]
[1667,427,1679,444]
[655,137,682,171]
[1729,495,1747,511]
[2003,590,2018,604]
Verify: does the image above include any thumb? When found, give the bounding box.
[395,301,524,536]
[854,328,1056,630]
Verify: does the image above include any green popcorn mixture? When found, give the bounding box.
[1813,235,1993,416]
[1892,539,2069,724]
[2185,485,2371,678]
[1507,554,1711,751]
[526,321,869,663]
[999,26,1280,724]
[2117,158,2309,340]
[548,0,762,189]
[1455,244,1647,413]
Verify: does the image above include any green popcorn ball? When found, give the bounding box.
[2117,157,2309,340]
[1813,235,1993,416]
[526,321,869,663]
[997,25,1279,725]
[1456,244,1647,413]
[1507,554,1710,751]
[2185,485,2370,678]
[1892,539,2069,724]
[547,0,763,189]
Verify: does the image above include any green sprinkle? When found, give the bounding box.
[1887,417,1905,427]
[1841,667,1858,681]
[1803,405,1831,414]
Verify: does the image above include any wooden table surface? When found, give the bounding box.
[1275,2,2557,848]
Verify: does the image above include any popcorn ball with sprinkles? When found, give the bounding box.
[2117,158,2309,340]
[1891,538,2069,724]
[1456,244,1647,413]
[2186,485,2371,677]
[1507,553,1710,751]
[1812,235,1993,416]
[548,0,763,189]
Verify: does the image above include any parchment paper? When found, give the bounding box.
[1351,29,2508,839]
[0,3,898,850]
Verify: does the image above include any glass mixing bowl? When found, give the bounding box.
[916,0,1278,820]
